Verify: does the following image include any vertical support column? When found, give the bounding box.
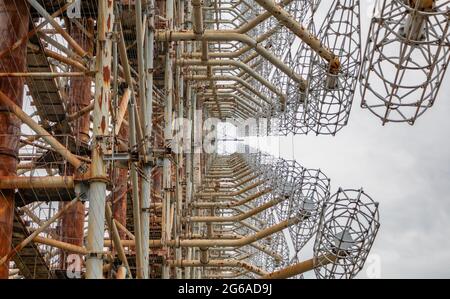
[185,83,192,279]
[59,17,94,270]
[174,6,184,277]
[161,0,174,279]
[85,0,115,279]
[192,91,202,279]
[135,0,148,279]
[0,0,28,279]
[140,0,156,279]
[193,95,203,192]
[184,1,194,278]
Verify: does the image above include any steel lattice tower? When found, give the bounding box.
[0,0,447,279]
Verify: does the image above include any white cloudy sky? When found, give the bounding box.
[218,0,450,278]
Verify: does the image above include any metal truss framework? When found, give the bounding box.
[0,0,445,279]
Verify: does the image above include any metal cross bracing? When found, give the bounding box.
[0,0,445,279]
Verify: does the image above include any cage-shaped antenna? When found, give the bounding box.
[278,6,317,136]
[313,188,380,279]
[288,168,330,252]
[253,0,317,128]
[269,159,305,197]
[360,0,450,124]
[306,0,361,135]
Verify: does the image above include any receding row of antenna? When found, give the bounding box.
[242,0,449,135]
[216,148,381,278]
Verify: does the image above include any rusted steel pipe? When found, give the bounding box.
[0,72,88,77]
[33,236,89,255]
[85,0,115,279]
[178,59,286,104]
[189,197,283,222]
[0,91,85,171]
[27,43,88,71]
[192,188,272,208]
[105,203,132,278]
[0,176,74,189]
[234,0,294,33]
[186,75,272,104]
[109,216,299,249]
[196,180,266,197]
[262,254,337,279]
[184,25,280,60]
[66,102,94,122]
[192,0,204,34]
[189,234,283,261]
[114,88,131,135]
[112,129,129,239]
[253,0,340,72]
[0,0,29,279]
[410,0,434,9]
[178,217,300,248]
[114,219,135,240]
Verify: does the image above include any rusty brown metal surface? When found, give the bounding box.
[0,0,29,279]
[67,18,94,144]
[11,209,53,278]
[113,123,129,239]
[58,18,95,270]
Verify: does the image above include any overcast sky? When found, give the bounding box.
[243,0,450,278]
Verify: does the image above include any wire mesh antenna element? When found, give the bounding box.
[239,148,332,274]
[277,6,317,136]
[288,168,330,253]
[360,0,450,125]
[306,0,362,135]
[313,188,380,279]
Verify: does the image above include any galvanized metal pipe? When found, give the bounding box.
[85,0,115,279]
[139,0,156,280]
[161,0,175,279]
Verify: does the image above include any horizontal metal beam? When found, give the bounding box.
[0,176,74,189]
[156,30,307,90]
[168,259,268,276]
